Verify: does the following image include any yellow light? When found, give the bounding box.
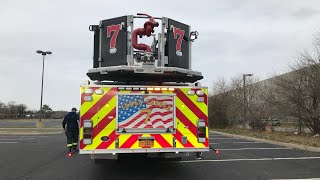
[147,87,154,91]
[161,88,168,91]
[168,88,175,91]
[154,87,161,91]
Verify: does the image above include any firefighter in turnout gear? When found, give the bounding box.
[62,107,79,152]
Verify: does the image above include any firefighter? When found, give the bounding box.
[196,152,202,160]
[62,107,79,152]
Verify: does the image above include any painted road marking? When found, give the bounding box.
[270,178,320,180]
[218,147,291,151]
[0,142,18,144]
[210,142,263,144]
[0,138,35,141]
[164,156,320,163]
[214,138,241,140]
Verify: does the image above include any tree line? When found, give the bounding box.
[209,35,320,135]
[0,101,67,119]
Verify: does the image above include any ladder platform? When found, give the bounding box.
[86,66,203,83]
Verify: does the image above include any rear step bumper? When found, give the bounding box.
[91,152,190,160]
[81,148,209,154]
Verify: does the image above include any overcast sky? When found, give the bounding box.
[0,0,320,111]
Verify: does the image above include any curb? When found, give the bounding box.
[0,128,63,135]
[0,131,63,135]
[210,130,320,153]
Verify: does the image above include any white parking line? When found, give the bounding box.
[210,142,263,144]
[0,142,18,144]
[164,156,320,163]
[218,147,291,151]
[212,138,241,140]
[0,138,35,141]
[270,178,320,180]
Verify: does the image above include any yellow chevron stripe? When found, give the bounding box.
[84,118,115,150]
[153,140,162,149]
[180,88,208,116]
[91,96,116,127]
[176,98,198,127]
[118,134,132,147]
[108,141,116,150]
[80,96,116,142]
[81,86,85,94]
[79,127,83,140]
[175,139,184,148]
[177,117,205,148]
[79,96,116,143]
[206,126,209,139]
[131,140,140,149]
[160,134,173,146]
[80,87,112,117]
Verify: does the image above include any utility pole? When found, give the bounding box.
[243,73,253,125]
[36,50,52,128]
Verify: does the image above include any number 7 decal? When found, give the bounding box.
[140,109,152,124]
[107,24,121,54]
[173,27,185,57]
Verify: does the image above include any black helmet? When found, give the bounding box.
[71,107,77,111]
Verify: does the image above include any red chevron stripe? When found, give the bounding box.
[79,138,85,149]
[173,129,194,147]
[176,89,207,120]
[176,108,198,135]
[80,88,118,128]
[96,130,117,149]
[81,87,100,105]
[153,134,172,148]
[176,108,209,147]
[82,108,116,149]
[120,134,141,148]
[191,88,208,105]
[92,108,116,138]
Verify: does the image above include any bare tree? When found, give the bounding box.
[208,77,231,128]
[274,47,320,134]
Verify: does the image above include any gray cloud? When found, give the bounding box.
[1,0,320,110]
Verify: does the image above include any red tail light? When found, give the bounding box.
[83,133,92,139]
[83,128,92,133]
[198,127,206,137]
[197,119,206,143]
[83,120,93,145]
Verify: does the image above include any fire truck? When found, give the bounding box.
[79,14,209,161]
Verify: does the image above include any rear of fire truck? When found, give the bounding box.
[79,13,209,160]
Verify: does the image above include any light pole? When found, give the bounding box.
[243,73,253,125]
[36,50,52,127]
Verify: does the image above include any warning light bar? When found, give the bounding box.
[117,87,175,91]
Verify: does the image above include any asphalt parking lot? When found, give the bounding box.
[0,131,320,180]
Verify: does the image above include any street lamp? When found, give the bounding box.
[36,50,52,127]
[243,73,253,125]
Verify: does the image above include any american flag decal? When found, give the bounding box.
[118,95,174,129]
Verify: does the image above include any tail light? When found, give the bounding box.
[197,119,206,143]
[196,90,205,102]
[83,120,93,145]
